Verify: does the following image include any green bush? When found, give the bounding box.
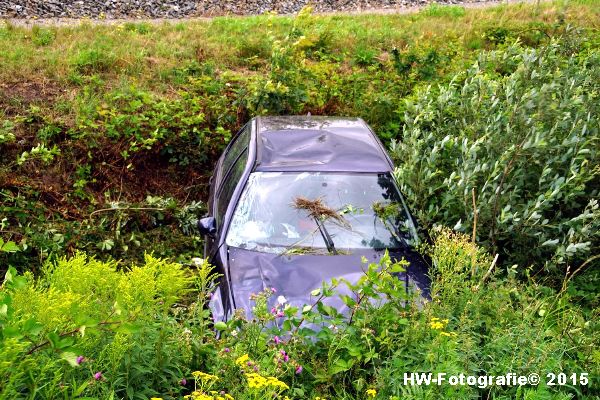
[0,254,211,399]
[3,231,596,399]
[391,38,600,277]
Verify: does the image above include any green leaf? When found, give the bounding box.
[23,318,44,336]
[0,240,19,253]
[214,321,227,331]
[116,323,141,334]
[47,332,61,348]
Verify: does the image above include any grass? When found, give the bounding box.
[0,1,598,87]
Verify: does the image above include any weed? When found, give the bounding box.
[420,4,466,18]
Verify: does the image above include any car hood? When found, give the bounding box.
[211,246,430,323]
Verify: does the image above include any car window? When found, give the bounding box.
[221,124,250,181]
[226,172,418,254]
[217,148,249,229]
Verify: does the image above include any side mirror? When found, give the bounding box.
[198,217,217,237]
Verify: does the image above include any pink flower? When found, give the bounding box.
[224,347,230,353]
[276,311,285,318]
[280,350,286,355]
[283,354,289,362]
[271,307,277,314]
[76,356,85,365]
[271,287,277,293]
[180,378,187,386]
[93,372,103,381]
[295,365,303,374]
[273,336,281,344]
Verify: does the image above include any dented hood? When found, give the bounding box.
[213,246,430,322]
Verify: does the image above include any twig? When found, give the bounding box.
[558,254,600,297]
[490,140,524,251]
[474,253,499,291]
[89,207,164,217]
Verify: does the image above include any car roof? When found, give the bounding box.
[253,116,394,172]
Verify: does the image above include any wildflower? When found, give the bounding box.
[224,347,230,353]
[295,365,303,374]
[271,307,278,314]
[276,311,285,318]
[180,378,187,386]
[440,331,458,337]
[429,317,449,330]
[273,335,281,344]
[283,354,289,362]
[231,329,238,337]
[246,372,289,390]
[247,361,253,367]
[151,398,164,400]
[366,388,377,398]
[277,295,287,305]
[253,366,259,372]
[192,371,219,382]
[93,372,103,381]
[235,354,250,366]
[76,355,85,365]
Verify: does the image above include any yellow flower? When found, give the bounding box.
[150,398,163,400]
[245,372,289,391]
[192,393,213,400]
[366,388,377,398]
[429,317,449,330]
[266,376,289,390]
[440,331,458,337]
[235,354,250,366]
[192,371,219,382]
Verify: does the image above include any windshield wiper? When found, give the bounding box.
[313,216,338,255]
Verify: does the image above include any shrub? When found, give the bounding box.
[2,231,597,399]
[185,229,597,399]
[391,38,600,277]
[0,254,206,399]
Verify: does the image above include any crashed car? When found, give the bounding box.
[198,116,430,323]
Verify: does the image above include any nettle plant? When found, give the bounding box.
[391,37,600,276]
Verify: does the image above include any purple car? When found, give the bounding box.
[198,116,430,323]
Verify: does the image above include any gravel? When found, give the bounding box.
[0,0,496,19]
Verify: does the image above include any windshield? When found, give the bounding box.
[226,172,417,255]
